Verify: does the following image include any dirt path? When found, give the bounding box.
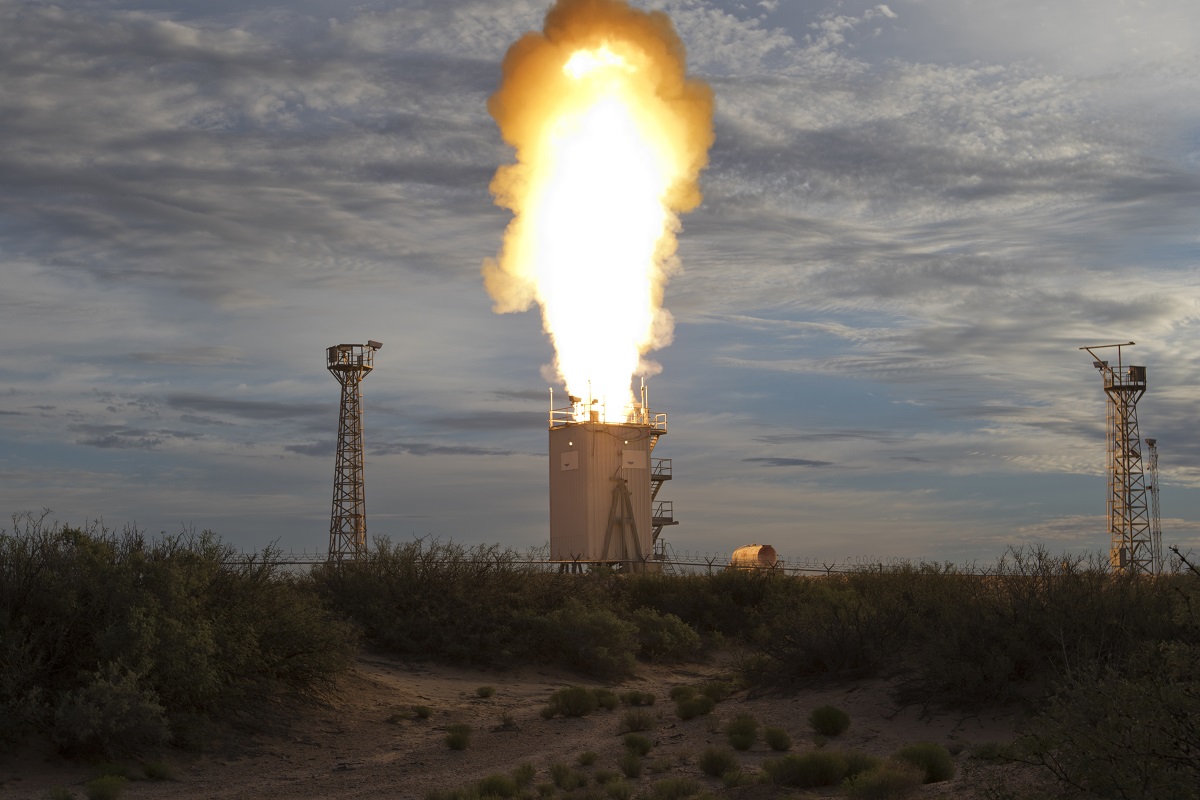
[0,653,1041,799]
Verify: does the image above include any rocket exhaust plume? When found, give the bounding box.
[484,0,714,419]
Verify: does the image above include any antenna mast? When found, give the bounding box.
[1145,437,1164,574]
[1080,343,1151,573]
[326,340,382,562]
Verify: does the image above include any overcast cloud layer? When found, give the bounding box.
[2,0,1199,564]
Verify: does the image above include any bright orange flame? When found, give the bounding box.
[484,0,713,420]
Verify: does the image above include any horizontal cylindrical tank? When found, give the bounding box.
[730,543,778,569]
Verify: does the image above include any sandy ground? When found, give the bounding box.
[0,652,1046,799]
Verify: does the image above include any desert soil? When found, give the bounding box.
[0,652,1044,799]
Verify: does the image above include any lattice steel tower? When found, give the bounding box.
[1145,437,1164,574]
[1081,343,1151,573]
[326,340,382,562]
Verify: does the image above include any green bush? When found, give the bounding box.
[760,751,849,787]
[763,726,791,751]
[668,685,695,701]
[477,773,518,797]
[604,780,632,800]
[892,742,954,783]
[630,608,702,662]
[618,708,655,733]
[84,776,126,800]
[476,686,495,698]
[699,681,730,702]
[549,762,586,790]
[674,695,714,720]
[593,688,620,710]
[445,723,471,750]
[44,789,75,800]
[843,750,883,778]
[0,517,356,757]
[623,733,653,756]
[546,686,600,718]
[620,690,655,706]
[618,751,641,778]
[578,750,599,766]
[594,768,619,784]
[1014,641,1200,798]
[843,760,926,799]
[698,746,739,777]
[648,777,701,799]
[52,663,171,758]
[809,705,850,736]
[414,705,433,719]
[725,713,758,750]
[142,760,175,780]
[512,762,536,786]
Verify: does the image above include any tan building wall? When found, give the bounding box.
[548,421,653,562]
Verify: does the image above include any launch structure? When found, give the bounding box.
[326,340,382,562]
[548,381,676,572]
[1145,437,1164,574]
[1081,342,1152,573]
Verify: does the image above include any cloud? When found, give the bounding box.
[166,393,330,421]
[743,457,836,468]
[369,442,520,457]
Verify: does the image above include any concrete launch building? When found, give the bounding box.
[548,385,674,570]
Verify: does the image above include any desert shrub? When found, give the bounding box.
[475,686,495,698]
[594,768,619,784]
[646,755,674,774]
[698,747,739,777]
[618,708,656,733]
[578,750,599,766]
[674,695,714,720]
[51,662,171,758]
[618,751,641,778]
[445,723,471,750]
[414,705,433,719]
[604,780,632,800]
[44,788,74,800]
[535,783,555,797]
[668,685,695,701]
[512,762,536,786]
[760,751,848,787]
[648,777,701,799]
[809,704,850,736]
[476,773,518,797]
[1014,640,1200,798]
[623,733,653,756]
[725,713,758,751]
[620,690,655,706]
[532,601,639,679]
[546,686,600,718]
[593,688,620,710]
[548,762,586,790]
[142,760,175,780]
[84,776,126,800]
[0,517,356,756]
[892,742,954,783]
[843,760,926,799]
[629,608,702,662]
[843,750,882,778]
[763,726,791,751]
[699,681,730,702]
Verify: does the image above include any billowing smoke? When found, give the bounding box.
[483,0,713,417]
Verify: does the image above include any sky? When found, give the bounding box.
[2,0,1199,565]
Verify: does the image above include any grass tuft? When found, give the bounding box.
[84,776,126,800]
[444,723,471,751]
[892,741,955,783]
[843,759,926,799]
[698,746,740,777]
[763,726,791,751]
[809,704,851,736]
[475,686,495,699]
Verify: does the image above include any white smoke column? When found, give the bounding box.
[483,0,713,417]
